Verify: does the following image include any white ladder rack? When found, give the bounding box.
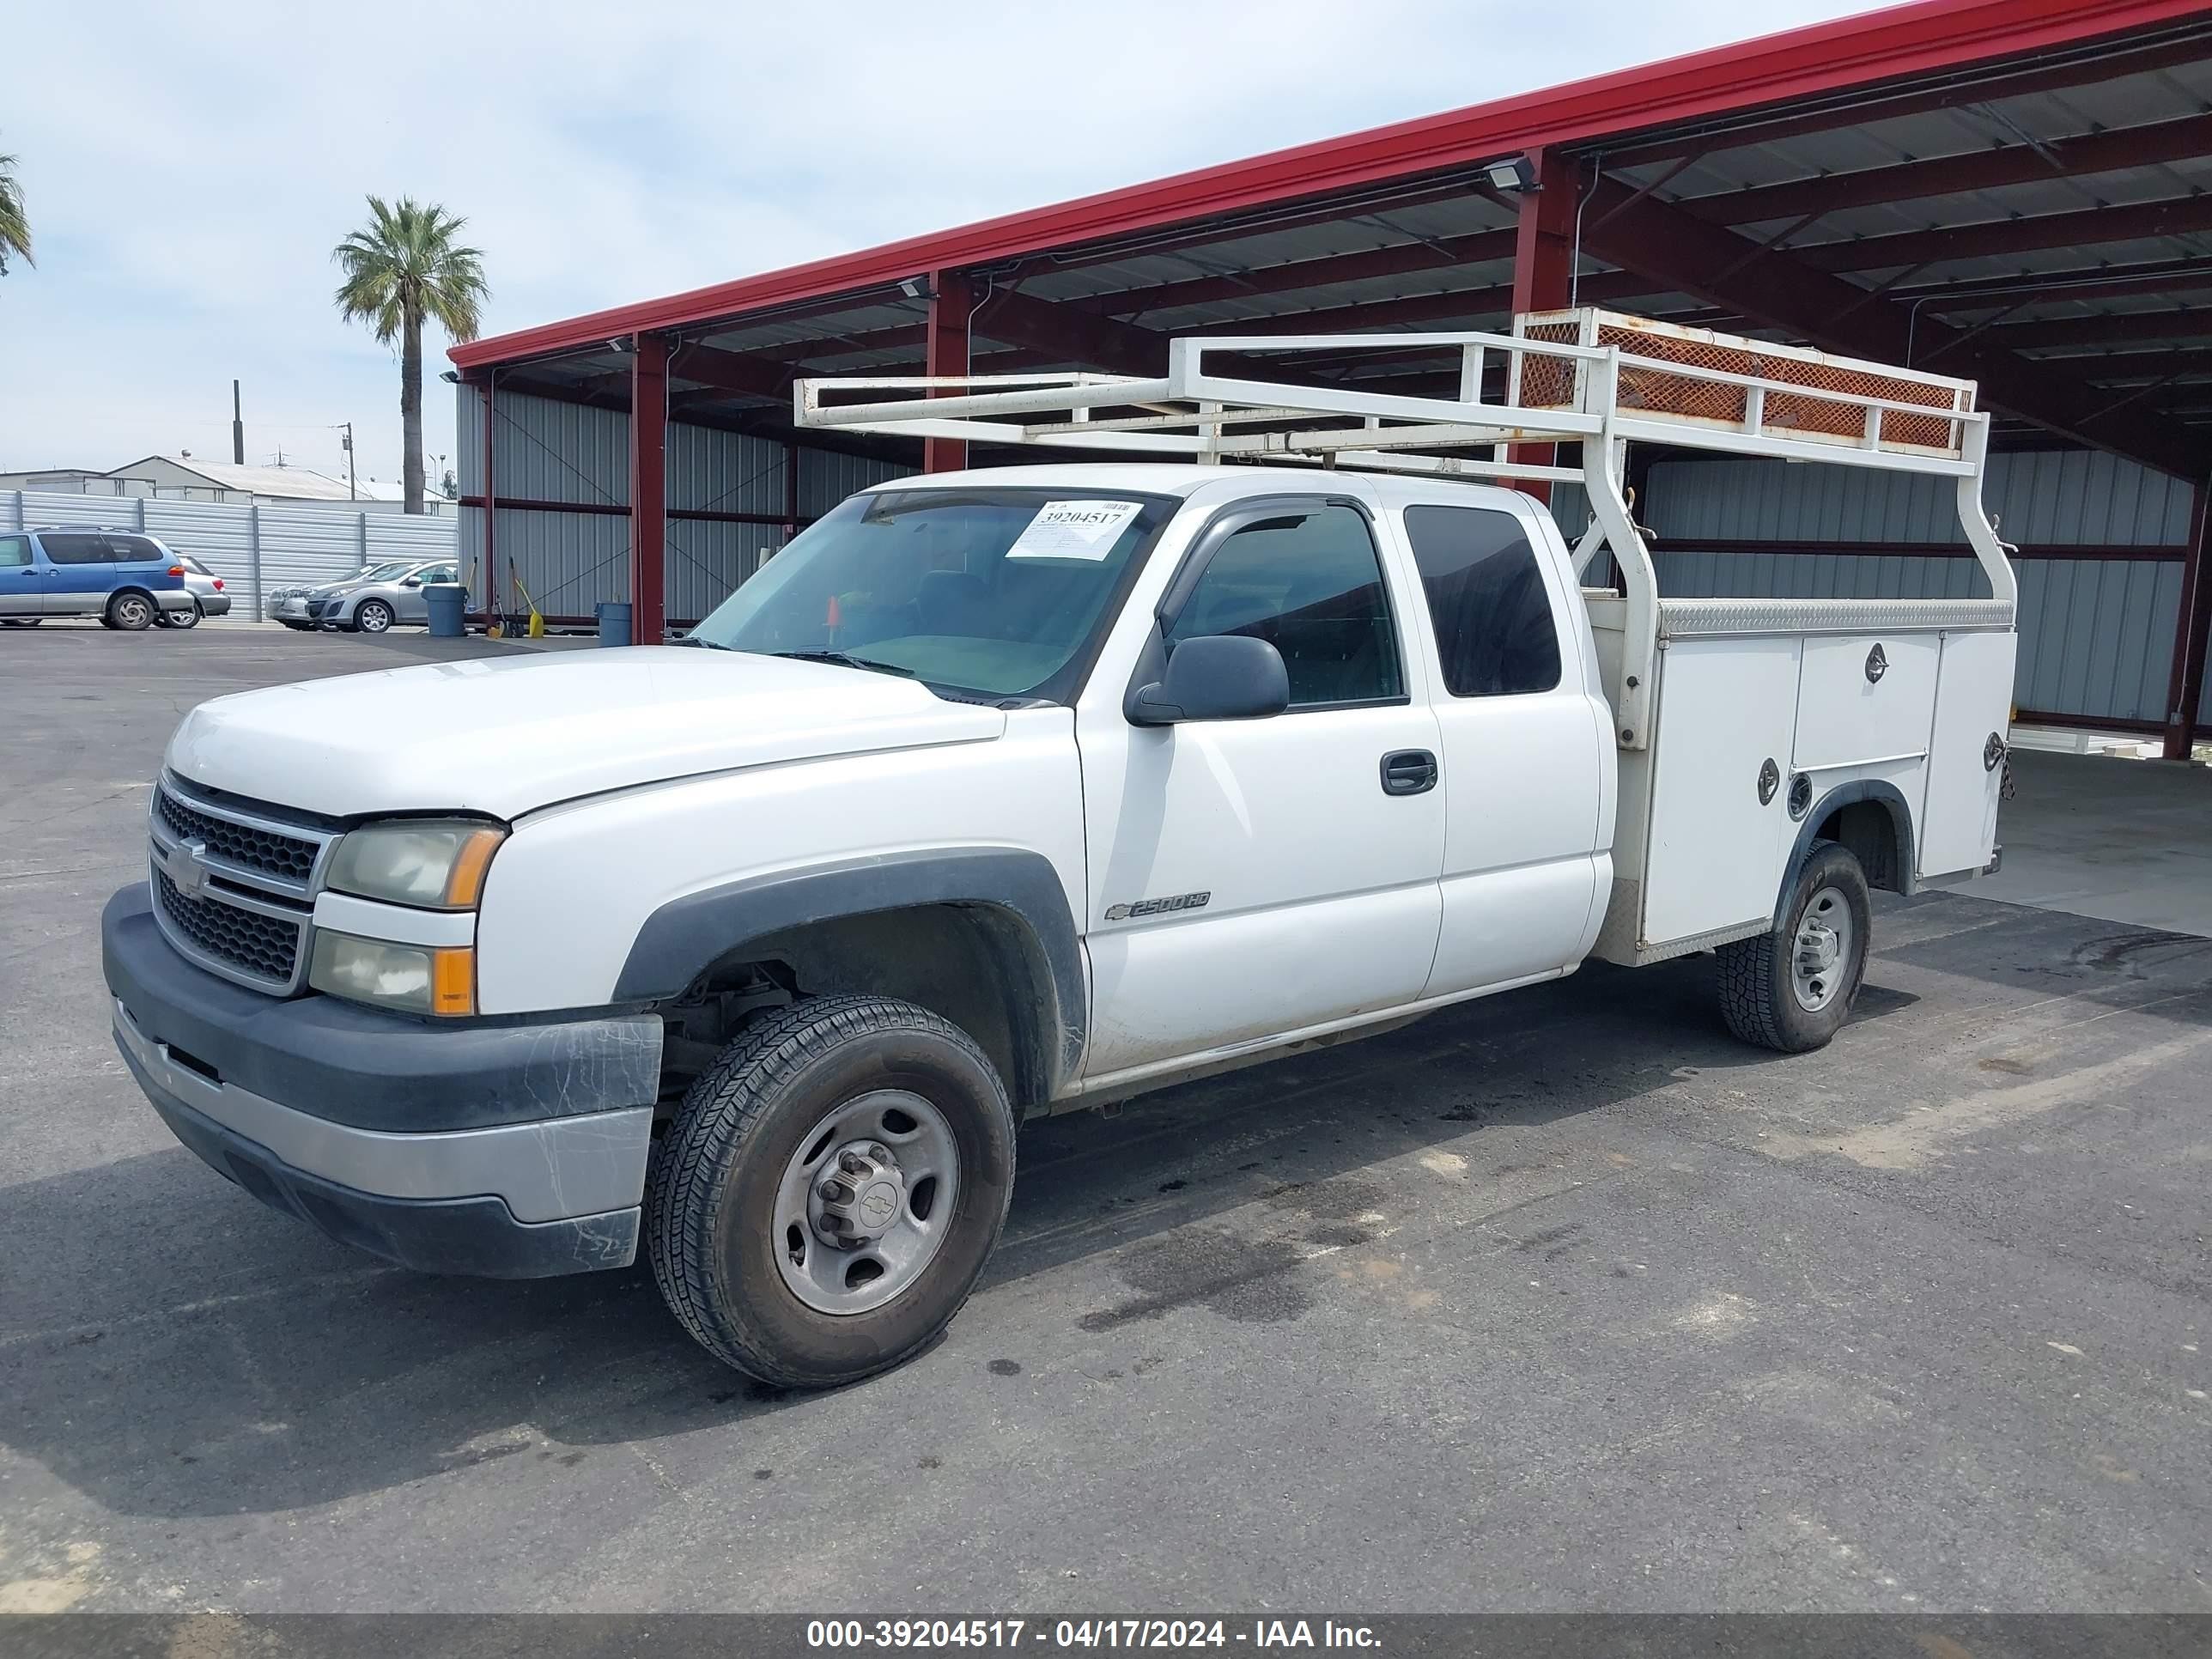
[794,307,2014,750]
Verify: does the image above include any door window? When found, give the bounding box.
[38,533,112,565]
[1401,507,1562,697]
[0,536,29,568]
[1165,503,1403,708]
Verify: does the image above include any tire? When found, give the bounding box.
[278,620,311,631]
[106,591,156,631]
[1717,839,1872,1054]
[160,602,202,630]
[0,617,39,628]
[354,599,394,635]
[647,994,1018,1389]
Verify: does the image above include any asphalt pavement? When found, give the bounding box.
[1,623,2207,1613]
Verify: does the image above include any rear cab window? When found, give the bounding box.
[1401,506,1564,697]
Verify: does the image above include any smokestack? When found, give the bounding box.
[232,380,244,465]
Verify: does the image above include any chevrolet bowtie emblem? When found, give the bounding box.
[166,837,211,898]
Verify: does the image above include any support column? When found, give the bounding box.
[2162,479,2210,759]
[923,272,972,474]
[478,371,496,614]
[630,332,670,645]
[1507,148,1577,505]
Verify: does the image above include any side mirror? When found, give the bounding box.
[1129,634,1289,726]
[402,577,422,588]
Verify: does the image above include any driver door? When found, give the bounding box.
[1075,496,1445,1084]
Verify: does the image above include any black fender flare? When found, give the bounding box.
[613,848,1086,1092]
[1772,778,1917,927]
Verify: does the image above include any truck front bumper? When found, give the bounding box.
[101,884,663,1279]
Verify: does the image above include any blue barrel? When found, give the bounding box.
[423,583,467,638]
[596,601,634,647]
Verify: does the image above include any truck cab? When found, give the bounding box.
[102,311,2015,1388]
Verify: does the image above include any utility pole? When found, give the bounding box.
[232,380,244,465]
[341,422,356,501]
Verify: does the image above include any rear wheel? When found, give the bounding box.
[0,617,39,628]
[1717,840,1871,1053]
[647,994,1017,1388]
[106,592,156,631]
[159,602,202,630]
[354,599,394,635]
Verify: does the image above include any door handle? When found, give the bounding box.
[1380,749,1438,796]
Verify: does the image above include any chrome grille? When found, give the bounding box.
[149,775,336,995]
[155,869,303,986]
[154,789,318,883]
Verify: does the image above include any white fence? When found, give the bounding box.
[5,489,457,620]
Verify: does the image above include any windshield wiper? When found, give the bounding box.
[768,648,916,678]
[671,635,734,650]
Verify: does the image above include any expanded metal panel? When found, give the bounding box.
[798,448,912,517]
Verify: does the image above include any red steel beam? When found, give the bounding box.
[976,284,1164,377]
[630,333,670,644]
[1079,226,1518,320]
[667,339,793,402]
[1683,111,2212,226]
[1509,149,1579,503]
[1796,194,2212,274]
[924,272,974,472]
[1576,174,2206,478]
[2166,480,2212,757]
[456,3,2212,374]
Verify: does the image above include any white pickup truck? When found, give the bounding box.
[102,311,2015,1386]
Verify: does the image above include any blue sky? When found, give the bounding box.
[3,0,1875,486]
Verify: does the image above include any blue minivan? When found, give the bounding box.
[0,528,193,629]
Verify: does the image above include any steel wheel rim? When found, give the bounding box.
[771,1089,959,1316]
[1792,884,1854,1012]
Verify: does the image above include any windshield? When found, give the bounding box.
[688,487,1176,701]
[356,562,414,583]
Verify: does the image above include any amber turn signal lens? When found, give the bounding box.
[429,947,477,1018]
[442,828,506,908]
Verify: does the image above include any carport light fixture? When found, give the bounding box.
[607,337,635,353]
[1485,155,1540,192]
[438,369,459,385]
[898,276,936,302]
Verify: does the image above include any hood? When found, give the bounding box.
[165,647,1006,819]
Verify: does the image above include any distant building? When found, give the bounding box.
[0,455,452,514]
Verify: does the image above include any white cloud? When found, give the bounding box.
[2,0,1876,483]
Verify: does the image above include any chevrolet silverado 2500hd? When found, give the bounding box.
[102,312,2015,1386]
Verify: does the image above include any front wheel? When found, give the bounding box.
[354,599,395,635]
[1716,839,1871,1054]
[647,994,1017,1388]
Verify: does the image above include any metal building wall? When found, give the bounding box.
[6,489,453,620]
[458,387,913,625]
[1640,453,2198,728]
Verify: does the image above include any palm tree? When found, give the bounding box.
[0,144,31,276]
[333,197,488,514]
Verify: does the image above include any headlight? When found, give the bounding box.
[327,819,505,909]
[309,933,476,1017]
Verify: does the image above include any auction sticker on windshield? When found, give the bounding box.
[1006,500,1145,561]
